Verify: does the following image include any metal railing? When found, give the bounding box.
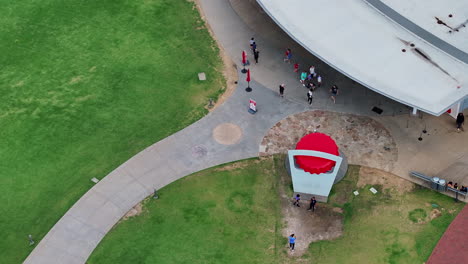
[410,171,467,201]
[410,171,432,182]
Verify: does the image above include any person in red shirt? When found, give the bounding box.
[294,63,299,73]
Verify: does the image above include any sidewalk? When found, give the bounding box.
[226,0,468,193]
[201,0,410,116]
[24,75,310,264]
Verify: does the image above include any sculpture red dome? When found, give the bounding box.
[295,133,339,174]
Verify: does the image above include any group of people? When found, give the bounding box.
[447,181,468,192]
[248,41,340,105]
[289,194,317,251]
[249,38,260,64]
[283,48,339,104]
[292,194,317,211]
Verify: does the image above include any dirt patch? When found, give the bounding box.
[282,198,343,256]
[214,158,262,172]
[259,111,398,172]
[277,156,343,257]
[430,208,442,220]
[332,207,344,214]
[122,203,143,221]
[358,166,414,193]
[210,49,237,111]
[190,0,237,111]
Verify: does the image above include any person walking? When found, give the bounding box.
[330,85,339,104]
[292,194,300,207]
[288,234,296,251]
[251,42,257,53]
[249,37,255,49]
[317,75,322,87]
[456,113,465,132]
[279,84,285,97]
[300,71,307,85]
[308,197,317,211]
[309,66,315,78]
[253,49,260,64]
[305,81,316,91]
[284,48,292,63]
[307,88,313,105]
[293,63,299,73]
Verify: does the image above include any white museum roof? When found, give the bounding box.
[381,0,468,53]
[257,0,468,115]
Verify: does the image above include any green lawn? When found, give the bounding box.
[0,0,224,263]
[308,166,465,264]
[88,160,465,264]
[88,158,283,264]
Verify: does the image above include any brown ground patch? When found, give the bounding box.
[282,200,343,257]
[332,207,344,213]
[430,208,442,220]
[190,0,237,112]
[122,202,143,221]
[358,166,414,193]
[278,156,343,257]
[210,49,237,111]
[214,158,261,172]
[259,111,398,172]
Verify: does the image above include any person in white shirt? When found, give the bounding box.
[317,75,322,87]
[309,66,315,78]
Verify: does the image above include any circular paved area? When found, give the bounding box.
[212,123,243,145]
[260,111,398,172]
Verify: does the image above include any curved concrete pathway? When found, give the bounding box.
[24,0,415,263]
[24,77,311,264]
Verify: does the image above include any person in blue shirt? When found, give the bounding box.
[293,194,300,207]
[288,234,296,251]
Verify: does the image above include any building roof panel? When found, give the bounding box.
[257,0,468,115]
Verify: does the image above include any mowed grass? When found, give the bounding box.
[88,158,282,264]
[307,166,465,264]
[0,0,224,262]
[88,161,465,264]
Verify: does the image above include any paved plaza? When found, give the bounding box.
[25,0,468,263]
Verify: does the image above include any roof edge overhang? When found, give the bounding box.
[256,0,465,116]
